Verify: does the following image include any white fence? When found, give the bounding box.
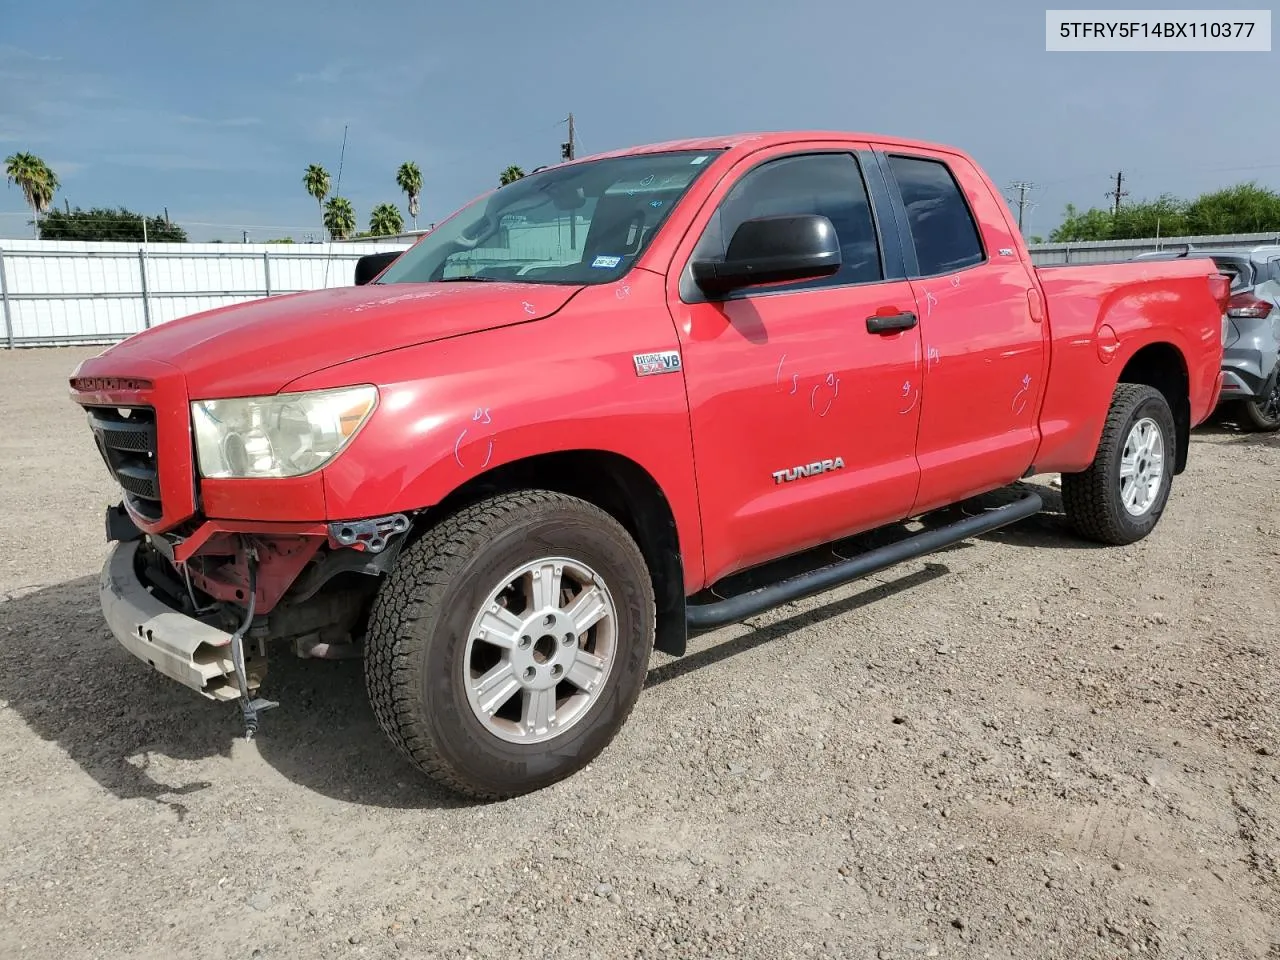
[6,230,1280,348]
[0,239,413,348]
[1027,230,1280,265]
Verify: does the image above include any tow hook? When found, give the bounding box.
[229,545,277,739]
[328,513,410,554]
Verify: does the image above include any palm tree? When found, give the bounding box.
[499,165,525,186]
[369,202,404,237]
[303,163,330,232]
[323,196,356,240]
[5,152,59,235]
[395,161,422,230]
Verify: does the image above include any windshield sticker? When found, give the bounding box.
[591,255,622,269]
[690,155,709,165]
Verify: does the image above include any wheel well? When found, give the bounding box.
[1117,342,1191,474]
[420,450,688,657]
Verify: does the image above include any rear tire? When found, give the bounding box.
[1237,378,1280,432]
[364,490,655,800]
[1062,383,1177,545]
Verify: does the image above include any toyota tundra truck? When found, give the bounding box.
[69,131,1230,800]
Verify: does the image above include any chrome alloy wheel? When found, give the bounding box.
[1119,416,1165,516]
[463,557,618,745]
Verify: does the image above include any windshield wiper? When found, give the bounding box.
[435,275,500,282]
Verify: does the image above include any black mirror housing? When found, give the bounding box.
[690,214,841,295]
[354,251,401,286]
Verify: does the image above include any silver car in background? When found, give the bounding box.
[1135,244,1280,431]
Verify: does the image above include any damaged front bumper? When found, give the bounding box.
[99,539,265,702]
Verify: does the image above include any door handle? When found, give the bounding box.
[866,311,918,334]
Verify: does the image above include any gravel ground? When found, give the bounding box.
[1,346,1277,960]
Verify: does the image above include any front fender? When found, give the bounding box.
[289,273,705,590]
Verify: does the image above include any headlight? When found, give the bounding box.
[191,385,377,479]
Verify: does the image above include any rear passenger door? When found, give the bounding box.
[666,144,924,586]
[870,146,1049,515]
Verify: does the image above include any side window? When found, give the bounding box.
[1270,258,1280,283]
[690,153,883,291]
[886,155,985,276]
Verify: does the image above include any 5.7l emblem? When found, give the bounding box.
[633,350,681,377]
[772,456,845,484]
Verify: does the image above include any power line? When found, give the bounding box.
[1038,159,1280,189]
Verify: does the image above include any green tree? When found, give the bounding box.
[499,164,525,186]
[38,206,187,242]
[323,196,356,240]
[369,202,404,236]
[1184,183,1280,235]
[303,163,331,231]
[4,151,59,235]
[1109,195,1188,240]
[1050,181,1280,242]
[1049,203,1114,242]
[396,161,422,229]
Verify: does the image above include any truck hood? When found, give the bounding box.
[95,281,583,398]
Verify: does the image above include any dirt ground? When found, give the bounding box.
[0,346,1276,960]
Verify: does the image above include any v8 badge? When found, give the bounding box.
[633,350,682,377]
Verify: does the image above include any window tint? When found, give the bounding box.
[690,153,883,290]
[886,155,985,276]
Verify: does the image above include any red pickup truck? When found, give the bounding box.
[70,131,1229,799]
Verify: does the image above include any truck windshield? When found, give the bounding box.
[375,149,723,287]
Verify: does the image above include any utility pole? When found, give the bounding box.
[561,112,577,249]
[1007,180,1036,233]
[561,112,576,162]
[1106,170,1128,214]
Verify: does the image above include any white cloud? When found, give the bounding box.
[175,115,263,128]
[0,44,63,63]
[45,160,87,177]
[293,62,348,84]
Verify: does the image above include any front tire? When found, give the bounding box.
[364,490,656,800]
[1062,383,1177,545]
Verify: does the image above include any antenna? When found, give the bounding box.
[322,123,349,289]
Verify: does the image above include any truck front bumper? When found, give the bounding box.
[99,539,245,701]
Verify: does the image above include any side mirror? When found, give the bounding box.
[354,251,401,286]
[690,214,841,295]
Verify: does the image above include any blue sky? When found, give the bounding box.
[2,0,1277,242]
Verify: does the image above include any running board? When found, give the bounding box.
[685,490,1044,630]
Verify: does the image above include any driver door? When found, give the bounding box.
[665,145,924,586]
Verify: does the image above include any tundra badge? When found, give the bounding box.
[633,350,682,377]
[772,457,846,484]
